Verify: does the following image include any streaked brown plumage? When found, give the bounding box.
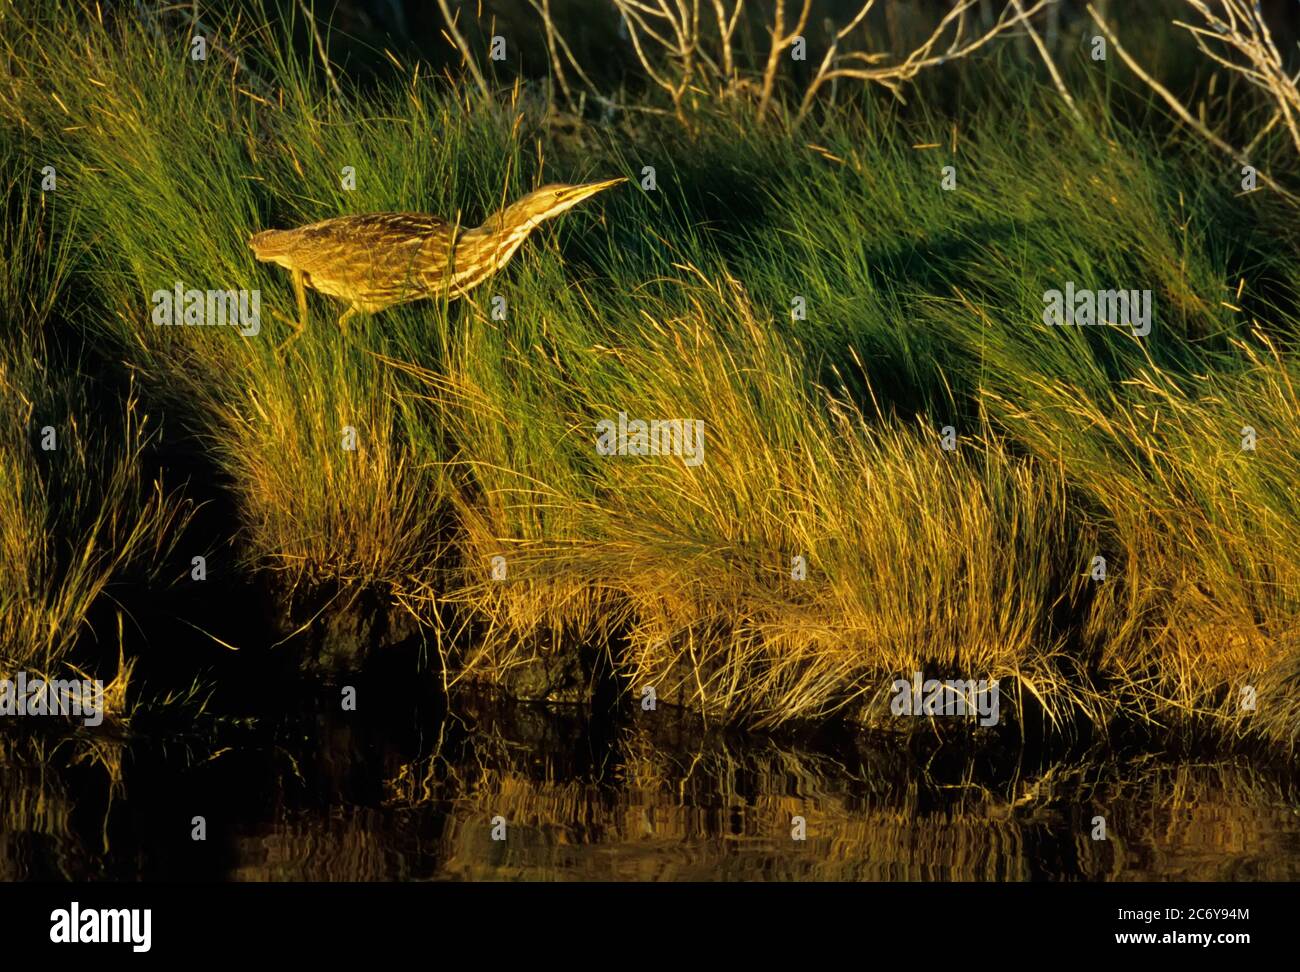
[249,177,625,346]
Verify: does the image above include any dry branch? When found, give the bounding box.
[757,0,812,122]
[1087,2,1298,205]
[795,0,1054,123]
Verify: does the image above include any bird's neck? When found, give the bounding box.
[459,216,536,272]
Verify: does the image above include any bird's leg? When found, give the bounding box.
[273,269,310,352]
[338,306,357,332]
[292,268,309,334]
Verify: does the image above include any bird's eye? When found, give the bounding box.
[554,190,564,199]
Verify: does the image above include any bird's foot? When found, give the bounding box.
[272,310,305,357]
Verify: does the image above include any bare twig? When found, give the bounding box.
[612,1,708,124]
[1010,0,1080,122]
[1087,3,1297,204]
[529,0,571,105]
[796,0,1052,124]
[540,4,602,98]
[710,0,744,86]
[757,0,812,122]
[797,0,879,123]
[1175,0,1300,156]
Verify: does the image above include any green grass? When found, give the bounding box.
[2,1,1298,748]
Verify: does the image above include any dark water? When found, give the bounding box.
[3,689,1299,881]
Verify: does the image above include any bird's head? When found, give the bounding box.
[501,177,626,231]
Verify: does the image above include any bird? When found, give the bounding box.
[249,177,626,347]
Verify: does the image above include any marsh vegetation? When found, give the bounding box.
[1,0,1298,835]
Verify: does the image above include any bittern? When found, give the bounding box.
[249,177,625,346]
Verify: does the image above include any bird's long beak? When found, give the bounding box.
[570,177,627,201]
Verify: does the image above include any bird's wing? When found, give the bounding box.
[250,212,456,281]
[299,212,449,247]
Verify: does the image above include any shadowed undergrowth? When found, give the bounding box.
[0,144,192,723]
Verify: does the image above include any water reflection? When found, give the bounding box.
[2,694,1298,881]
